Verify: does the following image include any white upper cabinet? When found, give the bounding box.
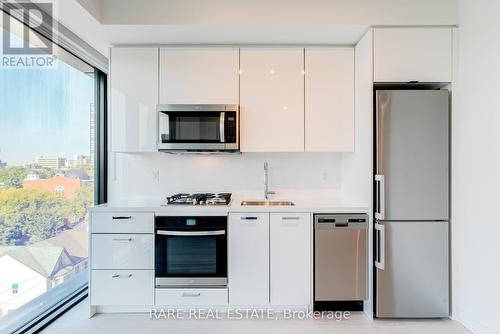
[240,48,305,152]
[270,213,311,306]
[305,48,354,152]
[110,47,158,152]
[159,47,239,104]
[373,28,453,83]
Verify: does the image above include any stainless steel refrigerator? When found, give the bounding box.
[374,90,450,318]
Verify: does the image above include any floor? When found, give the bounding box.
[41,299,471,334]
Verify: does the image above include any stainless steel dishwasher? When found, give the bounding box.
[314,213,368,311]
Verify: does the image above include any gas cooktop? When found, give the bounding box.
[166,193,232,206]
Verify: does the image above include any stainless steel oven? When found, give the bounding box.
[157,104,239,152]
[155,216,228,287]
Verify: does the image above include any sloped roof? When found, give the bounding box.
[0,245,65,278]
[64,169,90,181]
[35,222,88,259]
[0,223,88,278]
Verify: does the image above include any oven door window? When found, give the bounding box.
[160,112,222,143]
[167,236,216,274]
[156,233,227,277]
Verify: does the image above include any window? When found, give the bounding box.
[54,185,65,196]
[0,6,106,333]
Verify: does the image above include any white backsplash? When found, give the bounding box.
[109,152,347,202]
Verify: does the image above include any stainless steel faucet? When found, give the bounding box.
[264,162,275,199]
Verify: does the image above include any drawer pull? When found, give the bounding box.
[111,274,133,279]
[112,216,132,220]
[282,216,300,220]
[182,292,201,297]
[112,238,132,242]
[240,216,258,220]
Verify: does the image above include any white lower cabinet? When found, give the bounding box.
[270,213,311,306]
[91,234,154,270]
[155,288,228,306]
[228,212,312,307]
[91,212,154,234]
[91,270,154,306]
[228,213,270,305]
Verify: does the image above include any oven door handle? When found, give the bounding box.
[156,230,226,236]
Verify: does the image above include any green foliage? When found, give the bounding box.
[0,184,93,246]
[61,184,94,224]
[0,167,28,188]
[37,168,58,179]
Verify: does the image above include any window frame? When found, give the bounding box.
[0,4,108,333]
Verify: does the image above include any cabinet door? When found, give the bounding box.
[159,47,239,104]
[240,48,304,152]
[91,234,154,270]
[110,47,158,152]
[270,213,311,306]
[374,28,453,82]
[305,48,354,152]
[228,213,269,305]
[91,270,154,306]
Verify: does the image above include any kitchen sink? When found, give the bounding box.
[241,200,295,206]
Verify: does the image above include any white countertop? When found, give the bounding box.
[90,190,369,215]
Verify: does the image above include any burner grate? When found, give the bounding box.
[166,193,232,206]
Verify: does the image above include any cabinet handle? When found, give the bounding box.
[112,238,132,242]
[182,292,201,297]
[281,216,300,220]
[112,216,132,220]
[240,216,258,220]
[111,274,133,279]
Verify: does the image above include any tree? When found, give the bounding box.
[0,188,66,245]
[37,168,57,179]
[61,183,94,226]
[0,167,27,188]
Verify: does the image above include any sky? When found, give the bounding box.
[0,28,95,166]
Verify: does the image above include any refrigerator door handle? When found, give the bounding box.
[375,222,385,270]
[375,175,385,220]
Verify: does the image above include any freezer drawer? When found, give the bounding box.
[375,221,449,318]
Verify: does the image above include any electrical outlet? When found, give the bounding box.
[152,169,159,183]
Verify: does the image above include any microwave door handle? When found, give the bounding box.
[220,112,225,143]
[156,230,226,236]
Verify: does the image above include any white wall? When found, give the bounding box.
[110,153,348,202]
[452,1,500,333]
[349,28,373,316]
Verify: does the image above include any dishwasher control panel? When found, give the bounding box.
[314,213,368,229]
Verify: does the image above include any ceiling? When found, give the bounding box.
[55,0,458,56]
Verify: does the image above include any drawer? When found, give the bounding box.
[92,212,154,233]
[91,234,154,269]
[91,270,154,306]
[155,288,228,306]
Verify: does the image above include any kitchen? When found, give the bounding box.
[91,27,451,315]
[0,1,498,334]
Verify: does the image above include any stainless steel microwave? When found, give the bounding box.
[157,104,239,152]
